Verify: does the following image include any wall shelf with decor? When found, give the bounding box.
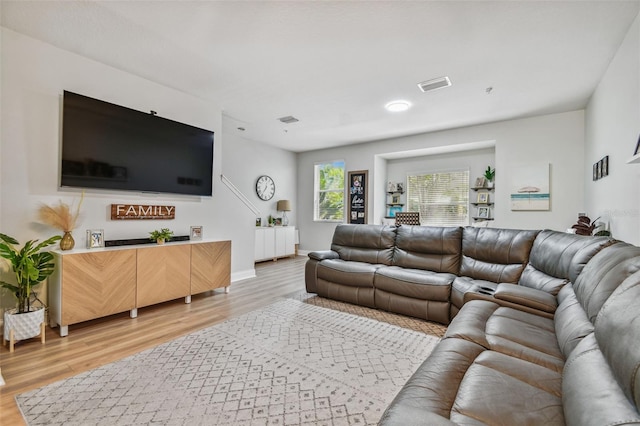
[385,183,405,218]
[470,185,494,222]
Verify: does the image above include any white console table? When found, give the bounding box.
[255,226,295,262]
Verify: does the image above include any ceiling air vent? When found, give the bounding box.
[418,76,451,93]
[278,116,299,124]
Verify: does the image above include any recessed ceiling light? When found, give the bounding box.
[385,100,412,112]
[418,76,452,93]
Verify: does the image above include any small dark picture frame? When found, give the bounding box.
[593,163,598,181]
[602,156,609,177]
[635,134,640,156]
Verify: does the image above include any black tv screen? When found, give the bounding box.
[61,91,214,196]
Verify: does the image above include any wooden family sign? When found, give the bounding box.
[110,204,175,220]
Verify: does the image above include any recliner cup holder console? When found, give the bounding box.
[476,286,496,296]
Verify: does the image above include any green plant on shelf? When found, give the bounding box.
[484,166,495,183]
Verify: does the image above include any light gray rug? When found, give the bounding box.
[16,299,439,425]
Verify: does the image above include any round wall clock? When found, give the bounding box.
[256,175,275,201]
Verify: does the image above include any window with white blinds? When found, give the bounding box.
[314,160,345,221]
[406,170,470,226]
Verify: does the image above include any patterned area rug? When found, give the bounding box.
[16,299,440,425]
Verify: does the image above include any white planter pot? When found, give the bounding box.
[4,307,45,342]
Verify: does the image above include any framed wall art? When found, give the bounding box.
[509,163,550,211]
[347,170,368,224]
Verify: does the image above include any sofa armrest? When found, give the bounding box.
[308,250,340,261]
[494,283,557,313]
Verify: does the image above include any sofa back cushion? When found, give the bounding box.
[330,224,396,265]
[460,227,539,283]
[572,242,640,323]
[563,270,640,425]
[594,269,640,412]
[520,230,612,295]
[554,284,594,358]
[393,225,462,274]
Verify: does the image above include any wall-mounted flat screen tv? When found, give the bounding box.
[61,90,214,196]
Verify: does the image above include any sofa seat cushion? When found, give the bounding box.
[380,337,564,426]
[316,259,382,287]
[375,266,454,301]
[450,350,564,425]
[445,301,564,372]
[379,338,486,425]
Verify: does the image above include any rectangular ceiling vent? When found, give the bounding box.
[278,116,299,124]
[418,76,452,93]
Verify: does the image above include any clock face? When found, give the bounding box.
[256,175,275,201]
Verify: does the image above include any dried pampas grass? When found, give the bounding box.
[38,192,84,233]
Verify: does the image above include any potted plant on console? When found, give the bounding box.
[0,233,61,351]
[149,228,173,245]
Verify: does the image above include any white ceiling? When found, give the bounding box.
[2,1,639,153]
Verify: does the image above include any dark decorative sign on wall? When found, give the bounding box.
[347,170,368,224]
[111,204,175,220]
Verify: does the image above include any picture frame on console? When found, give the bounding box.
[190,226,203,241]
[86,229,104,249]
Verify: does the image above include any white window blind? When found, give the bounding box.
[314,160,345,221]
[407,170,470,226]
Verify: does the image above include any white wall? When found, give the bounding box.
[585,12,640,245]
[0,28,286,314]
[297,110,585,251]
[386,148,495,220]
[221,125,298,228]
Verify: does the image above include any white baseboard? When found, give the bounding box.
[231,269,256,282]
[297,250,311,256]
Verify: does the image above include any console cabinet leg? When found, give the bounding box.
[225,286,230,294]
[185,295,191,304]
[130,308,138,319]
[59,325,69,337]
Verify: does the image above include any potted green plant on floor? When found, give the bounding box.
[149,228,173,245]
[0,233,61,349]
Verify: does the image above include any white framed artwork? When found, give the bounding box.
[509,163,550,211]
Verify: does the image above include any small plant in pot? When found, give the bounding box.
[484,166,495,188]
[149,228,173,245]
[0,233,61,350]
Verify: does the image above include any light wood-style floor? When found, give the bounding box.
[0,256,308,426]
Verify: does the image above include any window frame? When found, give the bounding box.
[313,160,345,222]
[405,168,470,227]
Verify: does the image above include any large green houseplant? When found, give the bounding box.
[0,233,61,313]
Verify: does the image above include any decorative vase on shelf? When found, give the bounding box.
[157,238,165,245]
[60,231,75,251]
[486,181,494,189]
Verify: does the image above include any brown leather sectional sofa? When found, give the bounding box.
[305,224,640,425]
